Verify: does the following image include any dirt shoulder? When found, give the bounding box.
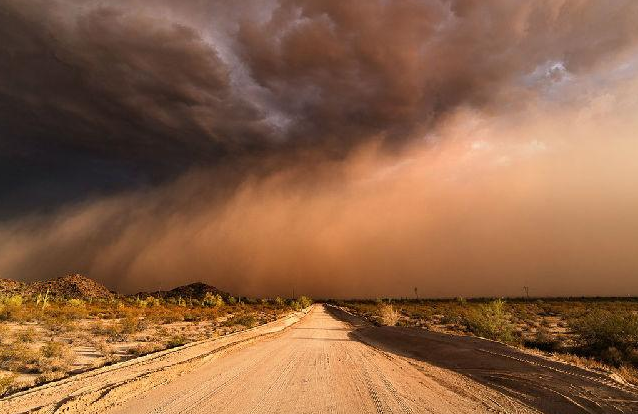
[328,305,638,414]
[0,307,311,414]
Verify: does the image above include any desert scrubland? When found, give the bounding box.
[0,275,311,397]
[337,298,638,385]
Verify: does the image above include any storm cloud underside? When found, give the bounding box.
[1,0,638,297]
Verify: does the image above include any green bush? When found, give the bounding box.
[202,292,224,307]
[66,298,85,307]
[298,296,313,309]
[0,295,24,321]
[570,309,638,351]
[569,309,638,366]
[464,299,518,344]
[0,373,17,397]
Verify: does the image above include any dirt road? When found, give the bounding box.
[2,305,636,414]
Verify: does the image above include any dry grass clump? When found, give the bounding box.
[166,335,188,348]
[379,304,400,326]
[0,373,17,397]
[223,314,257,328]
[16,327,37,343]
[128,342,163,357]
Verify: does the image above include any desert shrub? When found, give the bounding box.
[223,314,256,328]
[91,338,115,361]
[379,304,400,326]
[66,299,85,307]
[464,299,518,344]
[0,295,25,321]
[2,295,23,307]
[524,327,562,352]
[39,341,75,372]
[16,327,37,343]
[569,309,638,366]
[41,315,63,333]
[0,343,41,372]
[128,343,161,357]
[119,315,143,335]
[166,335,187,348]
[570,310,638,350]
[439,307,464,325]
[600,346,625,366]
[298,296,313,309]
[202,293,224,307]
[40,341,65,358]
[0,373,17,397]
[145,307,184,324]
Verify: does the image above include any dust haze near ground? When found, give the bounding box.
[1,1,638,296]
[1,82,637,297]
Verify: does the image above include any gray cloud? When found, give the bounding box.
[2,0,637,188]
[1,0,638,295]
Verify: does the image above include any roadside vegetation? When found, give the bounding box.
[0,293,312,397]
[335,297,638,385]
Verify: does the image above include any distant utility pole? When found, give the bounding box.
[523,286,530,300]
[414,287,418,300]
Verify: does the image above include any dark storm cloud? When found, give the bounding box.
[2,0,638,200]
[2,0,638,296]
[238,0,638,145]
[2,1,638,175]
[0,0,272,159]
[0,0,273,213]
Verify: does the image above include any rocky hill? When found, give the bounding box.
[1,275,229,302]
[138,282,230,300]
[0,278,25,295]
[0,274,114,300]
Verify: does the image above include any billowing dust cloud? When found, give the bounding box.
[1,0,638,297]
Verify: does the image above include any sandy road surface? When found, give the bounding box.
[2,305,635,414]
[3,305,536,414]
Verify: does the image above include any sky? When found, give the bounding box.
[1,0,638,298]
